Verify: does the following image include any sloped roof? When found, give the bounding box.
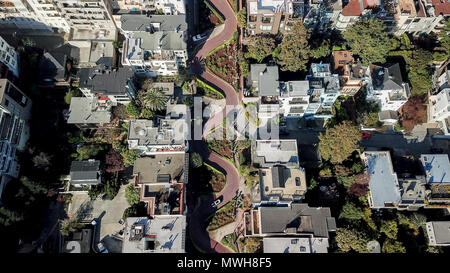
[70,160,101,184]
[341,0,363,16]
[370,63,404,91]
[432,0,450,16]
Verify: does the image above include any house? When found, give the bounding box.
[38,52,70,87]
[122,216,186,253]
[67,97,113,129]
[335,0,380,31]
[68,40,116,68]
[0,36,19,79]
[253,164,307,206]
[263,237,329,253]
[279,80,311,118]
[426,221,450,246]
[250,64,280,119]
[304,63,340,120]
[428,89,450,136]
[420,154,450,206]
[69,160,102,189]
[77,65,135,105]
[120,14,188,76]
[362,151,427,210]
[331,50,366,96]
[127,117,188,155]
[0,79,32,201]
[132,153,187,216]
[246,0,304,35]
[252,139,300,168]
[366,63,410,112]
[244,203,336,238]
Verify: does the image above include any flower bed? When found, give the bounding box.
[206,199,237,231]
[205,39,239,91]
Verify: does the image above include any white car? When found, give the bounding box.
[211,198,222,208]
[97,242,108,253]
[192,34,206,42]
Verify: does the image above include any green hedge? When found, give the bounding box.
[196,78,225,99]
[204,0,224,23]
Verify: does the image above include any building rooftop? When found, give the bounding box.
[254,139,299,167]
[39,52,67,82]
[263,237,329,253]
[122,216,186,253]
[363,151,402,208]
[128,118,186,147]
[70,160,101,185]
[284,81,310,97]
[257,203,336,237]
[420,154,450,184]
[120,14,187,32]
[67,97,112,124]
[258,165,307,203]
[370,63,404,91]
[133,154,185,184]
[78,65,134,95]
[133,31,187,51]
[64,228,93,253]
[427,221,450,246]
[250,64,279,97]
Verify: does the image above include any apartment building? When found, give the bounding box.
[127,117,188,155]
[0,79,32,200]
[331,50,366,96]
[252,139,300,168]
[56,0,116,31]
[335,0,380,31]
[366,63,410,112]
[426,221,450,246]
[120,15,187,76]
[420,154,450,207]
[77,64,135,105]
[428,88,450,136]
[111,0,186,15]
[0,36,19,79]
[393,0,444,35]
[246,0,304,35]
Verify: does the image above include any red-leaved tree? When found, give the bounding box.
[105,150,125,173]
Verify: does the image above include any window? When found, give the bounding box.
[4,99,9,107]
[295,177,300,186]
[291,239,298,244]
[260,25,272,31]
[261,16,273,24]
[300,246,306,252]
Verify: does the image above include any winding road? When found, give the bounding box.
[188,0,243,253]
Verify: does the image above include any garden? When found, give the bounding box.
[206,199,237,232]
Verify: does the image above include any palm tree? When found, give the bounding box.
[140,88,168,111]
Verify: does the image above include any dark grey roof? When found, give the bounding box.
[371,63,404,91]
[430,221,450,244]
[39,52,66,81]
[70,160,101,185]
[120,14,187,32]
[271,165,286,188]
[250,64,279,96]
[78,65,134,95]
[259,204,335,238]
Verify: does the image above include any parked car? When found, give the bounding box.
[192,34,207,42]
[97,242,108,253]
[361,132,372,139]
[211,196,223,208]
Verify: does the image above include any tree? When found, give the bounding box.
[141,88,168,111]
[335,228,370,253]
[60,219,78,236]
[125,185,141,206]
[343,19,390,65]
[64,88,80,105]
[120,149,139,166]
[380,220,398,240]
[140,108,154,119]
[337,175,356,188]
[382,239,406,253]
[105,175,120,199]
[122,202,148,220]
[310,39,331,59]
[105,150,125,173]
[190,152,203,168]
[125,102,140,118]
[351,162,364,174]
[339,201,365,222]
[335,164,352,177]
[399,96,426,131]
[20,176,47,195]
[308,177,318,190]
[237,7,247,28]
[348,183,368,197]
[318,121,361,164]
[21,37,36,47]
[32,152,53,170]
[74,144,106,160]
[245,35,276,63]
[276,22,310,71]
[408,49,432,95]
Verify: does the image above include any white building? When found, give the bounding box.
[0,36,19,78]
[0,79,32,200]
[56,0,116,31]
[393,0,444,36]
[366,63,410,112]
[429,89,450,136]
[426,221,450,246]
[120,15,187,76]
[279,81,311,118]
[111,0,185,15]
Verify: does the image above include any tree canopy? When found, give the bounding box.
[244,35,276,63]
[335,228,370,253]
[318,121,361,164]
[125,185,141,206]
[343,19,390,65]
[140,88,168,111]
[339,201,365,222]
[276,22,310,71]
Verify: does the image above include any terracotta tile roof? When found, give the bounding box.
[363,0,380,8]
[432,0,450,16]
[342,0,363,16]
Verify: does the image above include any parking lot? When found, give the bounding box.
[68,184,129,252]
